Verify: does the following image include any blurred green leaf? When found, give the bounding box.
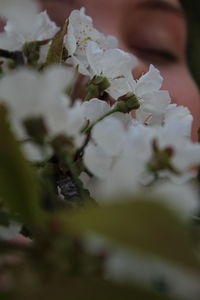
[0,293,14,300]
[67,198,200,273]
[15,278,173,300]
[46,22,68,65]
[0,211,10,226]
[0,107,45,228]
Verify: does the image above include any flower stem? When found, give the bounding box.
[82,106,118,133]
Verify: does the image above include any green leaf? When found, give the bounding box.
[45,22,68,65]
[0,106,45,228]
[67,198,200,273]
[15,279,173,300]
[0,211,10,226]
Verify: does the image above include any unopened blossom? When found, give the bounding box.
[64,8,118,75]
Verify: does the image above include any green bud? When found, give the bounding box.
[117,92,140,112]
[23,116,48,144]
[85,75,110,99]
[23,41,40,66]
[93,75,110,91]
[114,101,129,113]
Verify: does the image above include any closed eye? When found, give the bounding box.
[130,46,178,65]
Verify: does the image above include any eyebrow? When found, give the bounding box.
[134,0,185,19]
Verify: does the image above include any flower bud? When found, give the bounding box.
[116,92,140,113]
[85,75,110,99]
[23,41,40,66]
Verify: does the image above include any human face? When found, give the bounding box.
[34,0,200,140]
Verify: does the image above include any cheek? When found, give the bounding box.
[161,65,200,141]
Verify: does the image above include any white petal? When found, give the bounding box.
[92,117,126,156]
[0,0,40,34]
[65,100,85,136]
[31,11,59,41]
[0,31,21,50]
[21,142,52,162]
[136,64,163,97]
[172,143,200,171]
[84,143,113,179]
[165,105,193,137]
[141,90,171,115]
[82,98,110,122]
[64,23,77,56]
[86,41,136,78]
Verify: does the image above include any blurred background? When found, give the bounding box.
[0,1,199,88]
[181,1,200,88]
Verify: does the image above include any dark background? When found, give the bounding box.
[181,1,200,87]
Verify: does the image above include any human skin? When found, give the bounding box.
[39,0,200,141]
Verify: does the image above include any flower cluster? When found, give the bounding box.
[0,1,200,299]
[0,0,199,232]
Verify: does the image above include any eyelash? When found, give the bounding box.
[129,46,178,64]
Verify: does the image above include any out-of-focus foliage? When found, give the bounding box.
[0,106,45,228]
[181,1,200,87]
[67,199,200,272]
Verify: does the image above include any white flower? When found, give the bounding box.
[134,65,171,119]
[0,0,40,33]
[84,116,129,182]
[64,8,118,75]
[83,108,200,199]
[0,10,59,51]
[83,118,147,198]
[0,65,74,139]
[105,64,171,122]
[86,41,137,90]
[155,117,200,183]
